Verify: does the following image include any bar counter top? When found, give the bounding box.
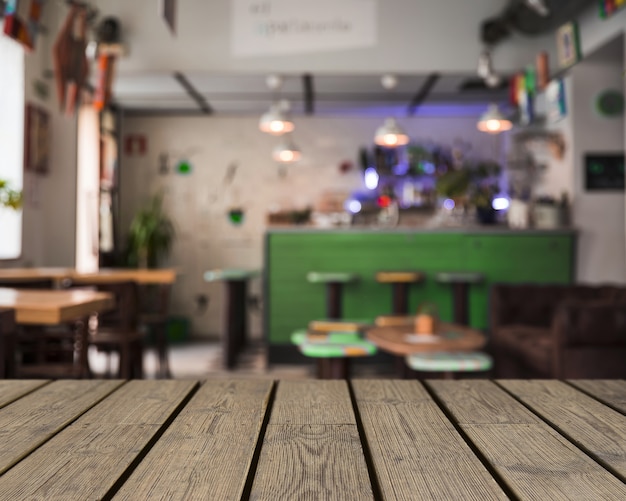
[266,225,577,235]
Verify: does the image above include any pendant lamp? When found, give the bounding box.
[477,103,513,134]
[374,117,410,147]
[272,136,301,163]
[259,101,295,136]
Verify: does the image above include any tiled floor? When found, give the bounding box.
[89,339,396,380]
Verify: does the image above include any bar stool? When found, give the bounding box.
[290,325,377,379]
[375,271,424,315]
[204,268,261,369]
[405,351,493,379]
[435,272,484,325]
[306,272,359,319]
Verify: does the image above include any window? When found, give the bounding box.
[0,33,25,259]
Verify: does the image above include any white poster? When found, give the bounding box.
[232,0,377,56]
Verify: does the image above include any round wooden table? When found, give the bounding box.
[367,316,487,377]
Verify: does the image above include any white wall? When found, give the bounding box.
[90,0,556,74]
[15,4,78,267]
[570,60,625,283]
[120,115,506,338]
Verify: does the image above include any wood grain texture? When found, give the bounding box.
[0,288,114,324]
[0,380,48,409]
[0,380,123,475]
[0,380,197,501]
[250,380,373,500]
[569,380,626,414]
[0,268,177,285]
[499,380,626,479]
[112,380,273,501]
[428,380,626,500]
[352,380,507,500]
[269,380,357,425]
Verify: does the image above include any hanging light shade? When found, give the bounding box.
[272,137,301,163]
[477,103,513,134]
[374,117,410,147]
[259,102,295,135]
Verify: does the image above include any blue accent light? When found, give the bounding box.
[422,162,436,175]
[345,200,362,214]
[492,197,510,210]
[443,199,455,210]
[364,168,379,190]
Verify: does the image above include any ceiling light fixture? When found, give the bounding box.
[259,100,295,135]
[272,136,301,163]
[374,75,410,148]
[477,103,513,134]
[374,118,410,147]
[260,75,295,135]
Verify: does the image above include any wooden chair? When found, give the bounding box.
[138,283,172,378]
[71,280,145,379]
[0,278,87,378]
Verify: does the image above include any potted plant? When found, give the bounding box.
[0,179,23,209]
[125,192,175,268]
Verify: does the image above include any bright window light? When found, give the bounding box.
[0,36,24,260]
[364,167,379,190]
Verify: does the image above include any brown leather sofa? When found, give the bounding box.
[490,284,626,378]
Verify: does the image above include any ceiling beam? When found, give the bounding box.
[302,73,315,115]
[173,72,213,114]
[407,73,441,116]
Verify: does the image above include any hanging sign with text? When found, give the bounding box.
[231,0,377,56]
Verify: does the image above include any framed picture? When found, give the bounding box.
[556,21,581,69]
[24,103,50,174]
[584,153,625,191]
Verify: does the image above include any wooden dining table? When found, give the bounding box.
[0,379,623,500]
[0,288,114,378]
[0,267,177,378]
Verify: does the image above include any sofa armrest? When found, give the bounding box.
[551,300,626,348]
[490,284,560,333]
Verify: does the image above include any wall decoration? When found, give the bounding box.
[176,159,193,175]
[24,103,50,174]
[584,153,625,191]
[595,89,624,118]
[556,21,581,69]
[546,79,567,123]
[231,0,377,56]
[2,0,46,50]
[598,0,626,18]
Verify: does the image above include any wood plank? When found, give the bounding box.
[499,380,626,479]
[112,380,273,501]
[250,380,374,500]
[568,380,626,414]
[0,380,197,500]
[428,380,626,500]
[352,380,507,500]
[0,380,123,475]
[0,380,48,409]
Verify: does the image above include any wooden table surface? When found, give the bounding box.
[0,267,177,285]
[367,321,487,356]
[0,379,623,500]
[0,287,114,325]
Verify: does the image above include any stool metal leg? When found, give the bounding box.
[224,281,238,369]
[326,282,343,319]
[392,282,410,315]
[452,282,470,325]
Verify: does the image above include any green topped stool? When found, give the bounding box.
[204,268,261,369]
[435,272,484,325]
[306,272,359,319]
[375,271,424,315]
[291,328,377,379]
[405,351,493,379]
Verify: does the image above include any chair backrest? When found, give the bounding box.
[70,279,139,331]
